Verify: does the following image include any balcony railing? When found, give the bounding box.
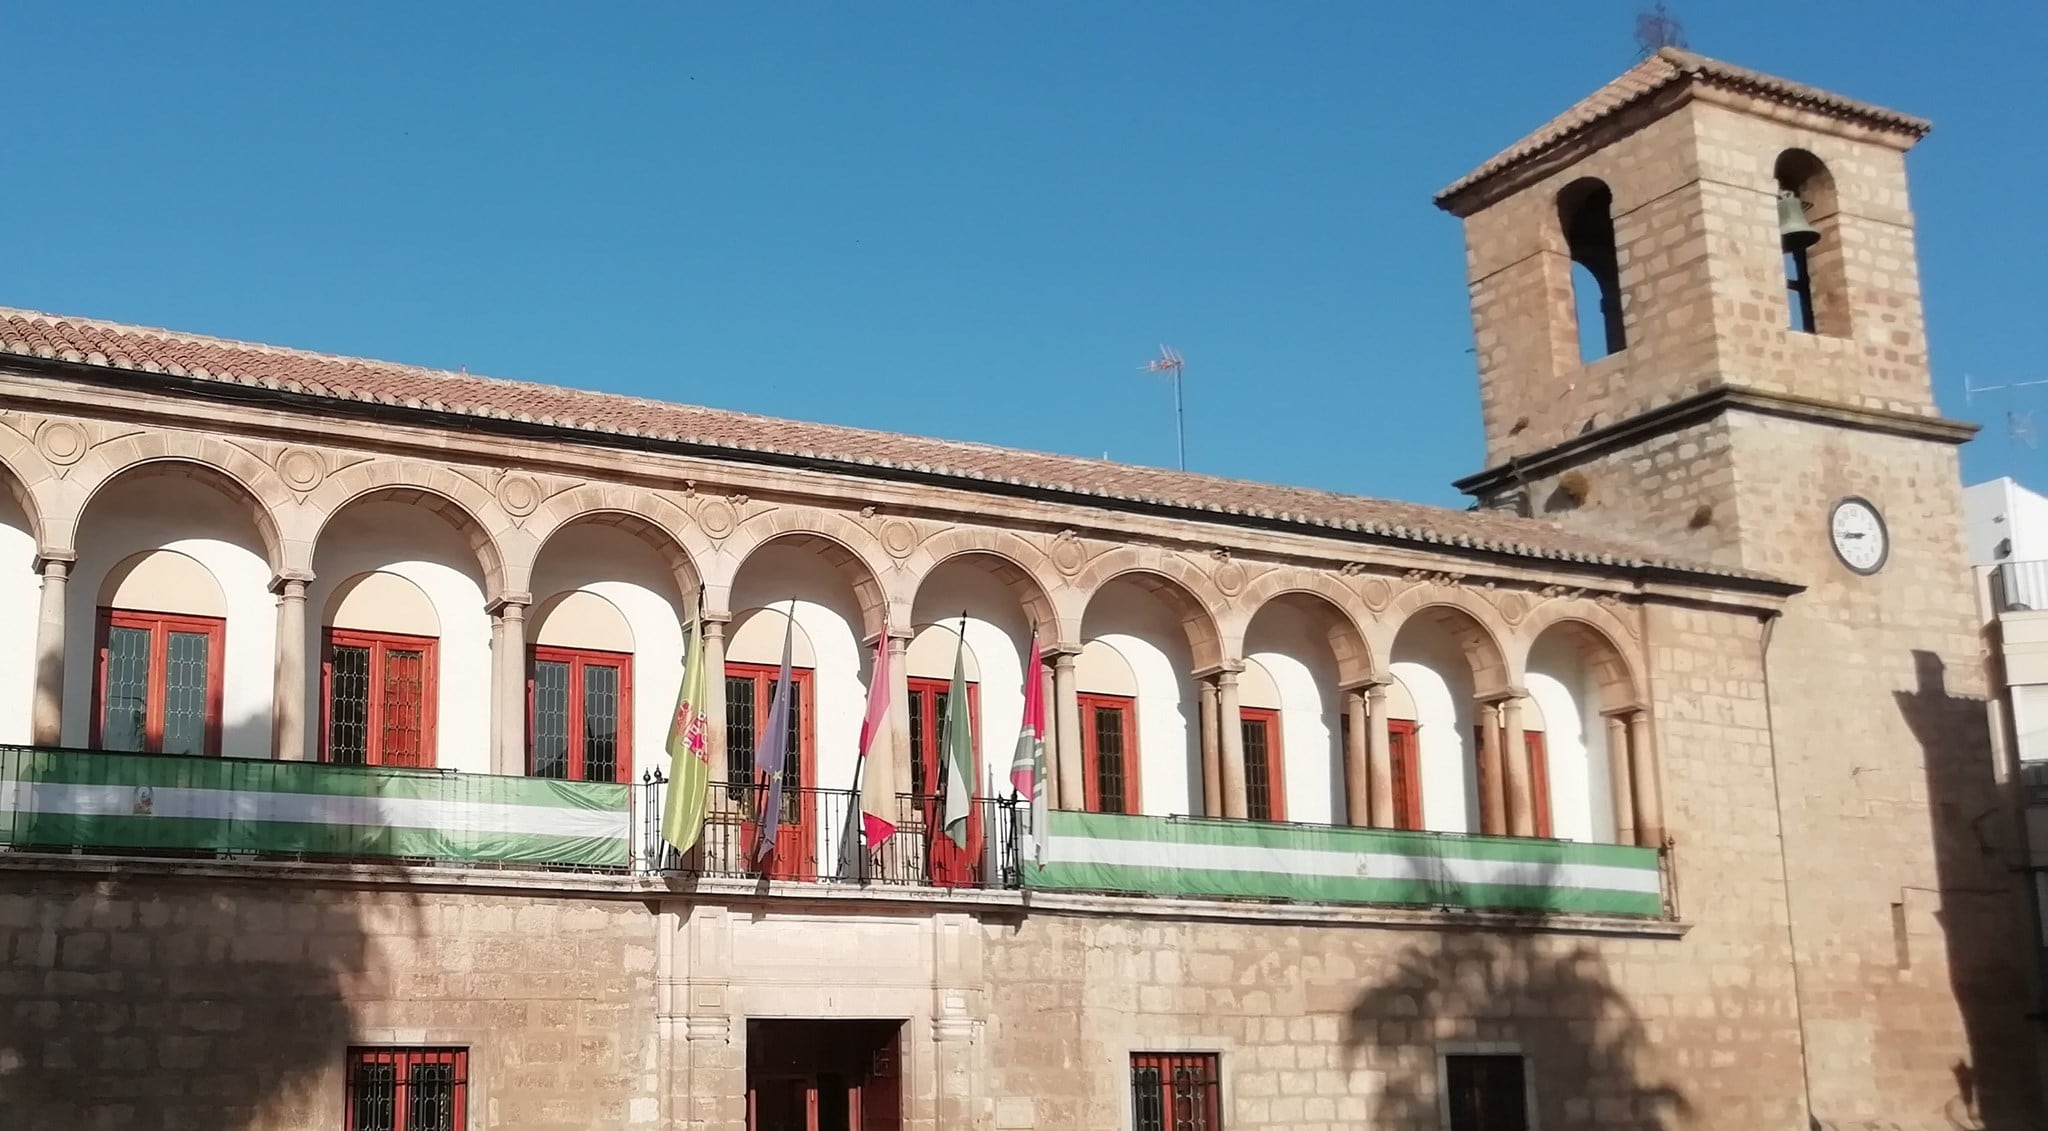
[0,745,1666,918]
[636,771,1024,891]
[0,744,632,870]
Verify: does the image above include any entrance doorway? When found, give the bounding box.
[746,1019,903,1131]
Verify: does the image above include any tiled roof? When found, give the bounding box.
[1435,48,1932,210]
[0,306,1783,587]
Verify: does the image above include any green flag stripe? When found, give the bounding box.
[1045,809,1656,869]
[1025,859,1661,917]
[5,811,625,867]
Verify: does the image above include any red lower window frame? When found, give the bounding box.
[91,607,226,756]
[345,1046,468,1131]
[1388,719,1423,830]
[907,676,981,802]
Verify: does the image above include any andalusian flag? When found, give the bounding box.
[1008,633,1049,865]
[940,627,974,849]
[660,611,711,855]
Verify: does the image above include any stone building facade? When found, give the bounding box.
[1,49,2037,1131]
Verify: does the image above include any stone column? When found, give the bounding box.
[886,630,911,806]
[1366,685,1394,828]
[678,904,739,1130]
[703,615,730,787]
[1040,662,1059,809]
[1501,694,1534,837]
[489,593,531,776]
[270,572,313,760]
[1342,686,1369,826]
[1605,710,1636,846]
[31,555,71,746]
[1476,700,1505,836]
[1628,711,1664,847]
[1198,677,1222,817]
[1052,647,1083,811]
[1217,665,1247,820]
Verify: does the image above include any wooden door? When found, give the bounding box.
[1387,719,1422,830]
[727,664,817,880]
[910,678,983,886]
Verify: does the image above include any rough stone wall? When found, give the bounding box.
[1720,416,2038,1127]
[0,870,659,1131]
[1505,416,1747,570]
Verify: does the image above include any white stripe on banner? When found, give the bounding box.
[0,781,629,842]
[1047,833,1659,895]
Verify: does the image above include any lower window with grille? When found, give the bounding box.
[346,1046,467,1131]
[1130,1051,1221,1131]
[1443,1052,1530,1131]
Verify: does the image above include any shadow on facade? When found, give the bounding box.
[0,863,420,1128]
[1896,649,2043,1129]
[1341,929,1688,1128]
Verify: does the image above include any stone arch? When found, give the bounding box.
[69,445,291,573]
[1518,602,1644,710]
[0,435,50,550]
[902,529,1063,639]
[525,484,707,598]
[1234,569,1378,686]
[306,467,511,600]
[717,509,893,640]
[1071,548,1228,672]
[1382,585,1514,698]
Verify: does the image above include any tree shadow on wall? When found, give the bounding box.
[1342,930,1689,1129]
[0,860,421,1129]
[1895,649,2044,1130]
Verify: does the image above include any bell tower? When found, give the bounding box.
[1438,49,2043,1126]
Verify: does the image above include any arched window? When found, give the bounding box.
[1775,149,1846,337]
[528,590,634,783]
[322,571,440,768]
[1558,178,1626,361]
[93,550,227,756]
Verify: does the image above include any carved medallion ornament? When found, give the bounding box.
[1495,591,1529,626]
[496,472,541,518]
[1050,530,1086,577]
[881,519,919,560]
[1359,576,1393,612]
[699,499,736,538]
[1212,559,1246,597]
[277,447,324,492]
[35,420,86,467]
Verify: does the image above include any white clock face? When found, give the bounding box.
[1829,497,1888,575]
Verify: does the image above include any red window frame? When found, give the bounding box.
[1239,706,1285,823]
[1130,1051,1223,1131]
[91,607,226,756]
[1079,692,1140,815]
[906,676,981,802]
[322,628,440,768]
[724,661,818,879]
[526,644,633,782]
[1388,719,1423,831]
[344,1046,468,1131]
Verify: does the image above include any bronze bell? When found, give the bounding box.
[1778,189,1820,252]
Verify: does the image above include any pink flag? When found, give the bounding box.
[863,811,897,848]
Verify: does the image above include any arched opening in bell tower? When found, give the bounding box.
[1558,177,1627,363]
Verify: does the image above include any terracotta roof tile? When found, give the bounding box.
[0,305,1782,587]
[1435,48,1931,210]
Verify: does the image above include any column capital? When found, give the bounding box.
[1040,641,1085,660]
[269,569,315,595]
[864,626,914,648]
[1193,660,1246,681]
[487,592,534,616]
[1600,704,1645,721]
[32,553,74,576]
[1478,686,1529,706]
[1365,683,1389,704]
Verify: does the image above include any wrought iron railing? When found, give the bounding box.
[635,771,1023,890]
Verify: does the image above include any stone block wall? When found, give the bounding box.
[0,869,660,1131]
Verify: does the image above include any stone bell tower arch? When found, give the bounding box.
[1436,48,2043,1127]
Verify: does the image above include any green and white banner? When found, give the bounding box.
[0,747,631,869]
[1022,811,1663,917]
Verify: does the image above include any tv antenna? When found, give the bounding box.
[1964,375,2048,406]
[1140,345,1187,471]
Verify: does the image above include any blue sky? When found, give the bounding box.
[5,3,2043,506]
